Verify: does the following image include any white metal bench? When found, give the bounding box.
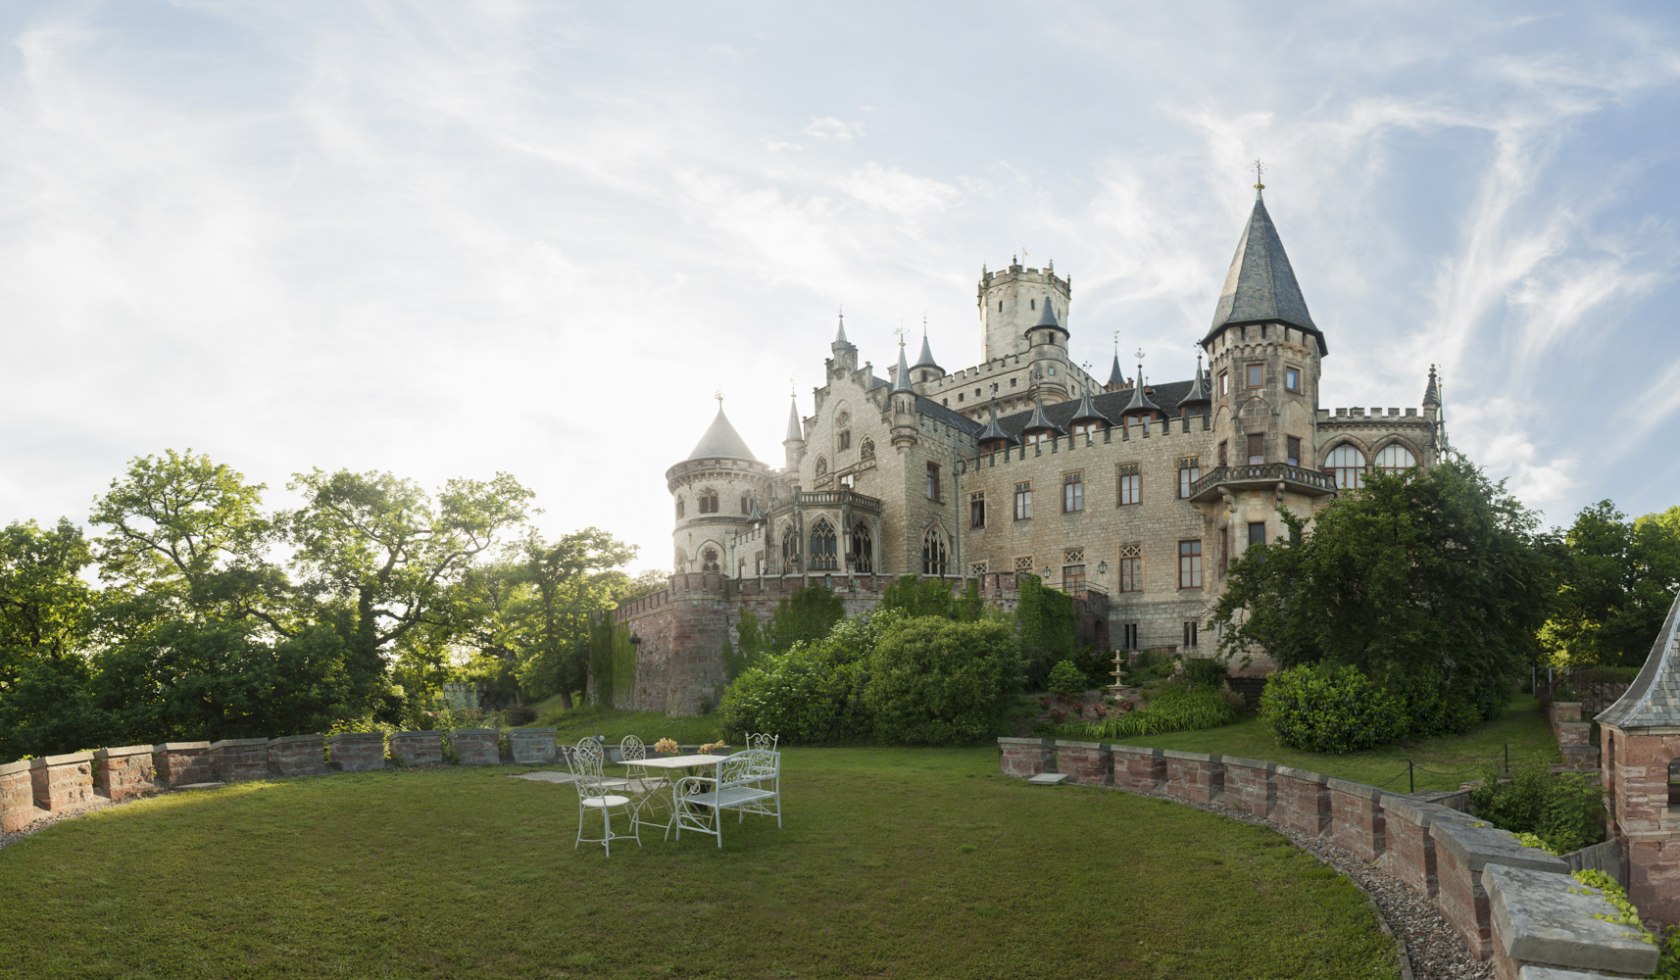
[673,749,782,848]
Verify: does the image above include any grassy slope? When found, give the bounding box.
[1108,693,1559,793]
[528,697,727,745]
[0,748,1397,979]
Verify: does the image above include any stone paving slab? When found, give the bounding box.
[1026,772,1069,786]
[512,771,577,784]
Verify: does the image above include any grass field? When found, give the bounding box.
[0,748,1399,978]
[1109,693,1559,792]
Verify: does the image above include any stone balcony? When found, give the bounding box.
[1186,463,1336,502]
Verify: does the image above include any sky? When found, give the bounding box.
[1,1,1678,573]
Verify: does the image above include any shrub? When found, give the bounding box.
[1469,757,1603,854]
[864,616,1022,745]
[1047,660,1087,696]
[1259,663,1404,753]
[719,616,878,744]
[1074,682,1242,739]
[1182,657,1228,689]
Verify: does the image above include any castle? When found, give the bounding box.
[617,185,1445,714]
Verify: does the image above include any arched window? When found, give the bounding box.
[860,438,875,460]
[1374,444,1417,475]
[699,489,719,513]
[1325,444,1367,490]
[922,528,949,576]
[809,520,838,571]
[850,522,873,573]
[701,547,720,573]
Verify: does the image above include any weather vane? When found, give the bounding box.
[1253,159,1265,192]
[714,389,724,408]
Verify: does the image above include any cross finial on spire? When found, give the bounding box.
[1253,159,1265,197]
[714,389,724,409]
[789,377,796,399]
[894,325,907,348]
[1135,347,1146,361]
[1113,331,1120,355]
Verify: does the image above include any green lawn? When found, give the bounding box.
[528,698,728,745]
[0,748,1398,978]
[1109,693,1560,793]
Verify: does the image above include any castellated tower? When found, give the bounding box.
[1192,183,1336,577]
[666,400,773,577]
[978,257,1071,363]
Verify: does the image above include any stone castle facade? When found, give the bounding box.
[619,187,1445,714]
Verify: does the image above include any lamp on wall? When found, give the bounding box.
[1097,560,1108,577]
[1040,564,1052,580]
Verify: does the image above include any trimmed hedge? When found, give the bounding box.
[1259,663,1403,753]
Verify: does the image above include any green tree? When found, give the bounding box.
[864,615,1022,745]
[1541,501,1680,669]
[0,519,104,759]
[510,528,636,707]
[1214,458,1553,738]
[285,469,534,715]
[766,584,845,652]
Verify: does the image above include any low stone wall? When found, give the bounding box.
[509,729,559,765]
[268,735,327,778]
[96,745,159,801]
[1547,701,1596,769]
[154,742,214,787]
[32,754,96,810]
[1002,739,1658,978]
[390,731,444,767]
[451,729,500,766]
[212,739,269,782]
[0,760,39,833]
[327,733,386,773]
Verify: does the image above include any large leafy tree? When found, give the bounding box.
[508,528,636,707]
[1540,501,1680,669]
[1213,458,1554,737]
[0,519,104,758]
[285,469,534,714]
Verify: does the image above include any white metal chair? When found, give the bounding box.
[566,737,639,856]
[619,735,671,832]
[744,732,779,753]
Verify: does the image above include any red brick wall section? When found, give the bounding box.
[152,742,214,787]
[1110,745,1165,794]
[1053,740,1111,787]
[327,733,387,773]
[997,738,1053,778]
[30,754,95,810]
[211,739,269,782]
[1161,751,1223,804]
[0,759,40,833]
[1271,766,1330,837]
[389,731,444,767]
[1625,838,1680,925]
[508,729,558,765]
[95,745,158,801]
[1220,757,1276,819]
[1326,778,1385,862]
[267,735,327,778]
[451,729,500,766]
[1378,797,1460,897]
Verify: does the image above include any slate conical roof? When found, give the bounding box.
[1204,191,1326,355]
[977,399,1014,446]
[1177,356,1211,411]
[1020,391,1062,435]
[1423,365,1441,407]
[833,310,854,350]
[686,404,759,462]
[1030,295,1065,335]
[1119,366,1161,417]
[784,395,803,443]
[892,340,914,392]
[913,329,940,370]
[1070,388,1111,427]
[1597,588,1680,729]
[1106,353,1126,388]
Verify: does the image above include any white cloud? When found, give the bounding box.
[802,115,864,141]
[833,163,959,217]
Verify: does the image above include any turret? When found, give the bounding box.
[783,390,805,471]
[1019,390,1062,446]
[977,256,1071,362]
[666,397,773,577]
[1175,355,1211,418]
[976,398,1014,454]
[1069,387,1111,438]
[828,309,858,375]
[1104,351,1127,392]
[889,338,919,450]
[912,323,945,385]
[1117,364,1162,430]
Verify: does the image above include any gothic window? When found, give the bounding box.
[699,489,719,514]
[922,528,949,576]
[1120,623,1139,650]
[849,522,873,573]
[1669,759,1680,808]
[839,473,854,489]
[808,520,838,571]
[1183,622,1200,648]
[1326,444,1367,489]
[1062,472,1083,513]
[1117,463,1140,506]
[1374,444,1417,475]
[837,410,850,427]
[1219,371,1229,396]
[1118,543,1142,593]
[781,529,799,569]
[1178,456,1200,499]
[860,438,875,459]
[1218,441,1228,467]
[702,548,720,573]
[970,491,986,529]
[1178,540,1203,589]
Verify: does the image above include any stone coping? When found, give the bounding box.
[0,759,31,777]
[155,741,211,751]
[1220,755,1277,773]
[998,736,1053,745]
[1109,744,1163,758]
[1326,777,1384,802]
[1273,765,1329,784]
[96,745,155,759]
[1484,864,1658,976]
[327,732,385,742]
[1160,749,1220,764]
[209,738,269,749]
[1051,739,1104,751]
[31,753,93,768]
[1431,818,1569,874]
[1381,795,1461,828]
[268,734,325,745]
[389,731,441,738]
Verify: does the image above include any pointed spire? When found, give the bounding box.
[1033,294,1061,331]
[1423,364,1441,407]
[1177,354,1210,411]
[1204,188,1326,355]
[1596,587,1680,729]
[913,319,940,370]
[833,308,854,350]
[686,399,759,462]
[1120,364,1161,418]
[976,398,1014,448]
[892,335,913,392]
[1106,352,1126,388]
[1020,390,1063,436]
[784,391,803,443]
[1070,387,1111,428]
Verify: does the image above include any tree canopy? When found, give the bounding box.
[1540,501,1680,669]
[1213,458,1554,737]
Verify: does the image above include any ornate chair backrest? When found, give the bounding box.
[744,732,779,753]
[568,737,609,800]
[718,750,758,786]
[621,735,649,779]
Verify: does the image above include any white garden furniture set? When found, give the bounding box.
[563,733,781,856]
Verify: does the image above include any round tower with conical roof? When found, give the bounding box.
[666,397,773,576]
